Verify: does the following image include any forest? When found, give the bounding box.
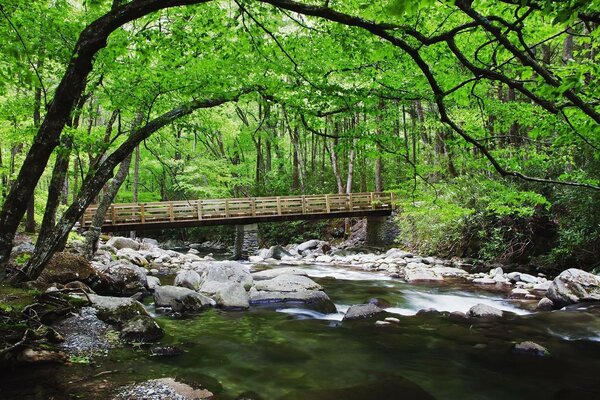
[0,1,599,399]
[2,0,599,280]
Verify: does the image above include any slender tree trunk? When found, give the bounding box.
[25,85,43,233]
[84,154,133,260]
[375,99,385,192]
[130,143,140,239]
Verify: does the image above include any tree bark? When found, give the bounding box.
[84,154,133,260]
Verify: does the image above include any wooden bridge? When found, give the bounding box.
[81,192,395,232]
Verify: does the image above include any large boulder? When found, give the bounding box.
[87,294,150,326]
[467,303,503,318]
[36,252,99,286]
[120,315,164,343]
[116,248,149,267]
[264,245,292,260]
[174,270,201,290]
[297,240,320,253]
[404,268,443,282]
[252,267,309,281]
[212,282,250,309]
[343,304,384,321]
[154,286,215,312]
[106,263,148,296]
[107,236,140,251]
[146,276,161,290]
[546,268,600,307]
[253,274,322,292]
[197,261,253,291]
[249,287,336,313]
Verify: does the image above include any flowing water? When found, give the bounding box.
[3,263,600,399]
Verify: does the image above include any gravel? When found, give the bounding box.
[53,307,115,354]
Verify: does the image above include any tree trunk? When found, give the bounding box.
[130,143,140,239]
[375,99,385,192]
[25,85,43,234]
[83,154,133,260]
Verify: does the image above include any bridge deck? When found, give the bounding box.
[81,192,394,232]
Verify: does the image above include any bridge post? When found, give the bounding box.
[233,223,259,260]
[365,215,397,247]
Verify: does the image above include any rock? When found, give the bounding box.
[416,307,439,315]
[253,274,322,292]
[249,287,336,313]
[449,311,469,320]
[146,276,161,290]
[473,278,497,284]
[107,236,140,251]
[533,281,551,291]
[546,268,600,307]
[467,303,503,318]
[252,267,308,281]
[264,245,292,260]
[142,238,159,247]
[113,378,213,400]
[150,346,184,357]
[154,286,215,311]
[120,315,164,343]
[197,261,253,290]
[512,341,548,356]
[536,297,554,311]
[343,304,384,321]
[36,252,98,286]
[248,256,264,263]
[366,298,391,308]
[11,242,35,256]
[212,282,249,309]
[384,317,400,324]
[17,348,68,365]
[518,273,538,284]
[405,268,443,282]
[429,266,468,277]
[509,288,530,299]
[297,239,320,253]
[375,320,391,327]
[507,272,521,282]
[116,248,149,267]
[315,255,333,263]
[174,270,201,290]
[490,267,504,277]
[87,294,149,326]
[106,263,148,295]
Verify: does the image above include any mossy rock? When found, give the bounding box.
[120,315,164,343]
[36,252,98,287]
[87,294,149,326]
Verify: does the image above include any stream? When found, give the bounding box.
[2,262,600,399]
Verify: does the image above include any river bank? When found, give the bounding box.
[1,236,600,399]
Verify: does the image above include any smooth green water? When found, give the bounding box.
[2,264,600,399]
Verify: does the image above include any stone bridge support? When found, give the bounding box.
[234,223,259,260]
[365,215,399,247]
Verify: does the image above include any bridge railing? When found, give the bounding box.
[81,192,394,228]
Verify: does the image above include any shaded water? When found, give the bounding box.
[2,263,600,399]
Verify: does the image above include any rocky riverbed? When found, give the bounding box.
[4,236,600,399]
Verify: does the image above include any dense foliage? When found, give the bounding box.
[0,0,599,278]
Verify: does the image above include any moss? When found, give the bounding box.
[0,284,39,313]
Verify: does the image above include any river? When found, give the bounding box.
[2,262,600,399]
